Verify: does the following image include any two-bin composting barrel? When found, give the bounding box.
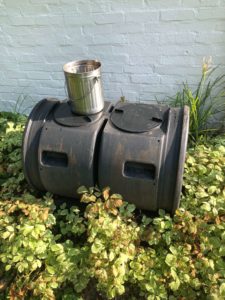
[22,59,189,214]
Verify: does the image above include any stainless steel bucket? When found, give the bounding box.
[63,60,104,115]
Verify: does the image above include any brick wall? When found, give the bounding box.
[0,0,225,112]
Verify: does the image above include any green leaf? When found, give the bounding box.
[13,255,21,262]
[201,202,211,211]
[111,193,123,199]
[50,243,64,253]
[196,191,208,199]
[46,265,55,275]
[158,209,166,217]
[170,268,178,280]
[27,255,34,262]
[127,204,136,213]
[209,259,214,270]
[187,156,195,165]
[165,254,176,267]
[50,282,58,289]
[220,283,225,296]
[91,242,104,254]
[109,252,115,261]
[183,274,190,283]
[80,194,96,203]
[219,246,225,256]
[164,232,171,245]
[117,284,125,295]
[94,192,102,197]
[6,226,14,232]
[35,224,45,232]
[31,261,39,271]
[2,231,10,239]
[77,186,88,194]
[18,264,24,273]
[169,246,177,255]
[23,225,34,236]
[145,283,153,292]
[216,174,223,182]
[197,165,207,174]
[142,215,152,226]
[5,264,11,271]
[208,186,218,194]
[117,264,126,277]
[112,265,118,277]
[169,279,180,291]
[88,187,95,194]
[221,231,225,241]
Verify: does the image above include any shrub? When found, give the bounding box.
[169,58,225,144]
[0,113,225,299]
[0,112,27,197]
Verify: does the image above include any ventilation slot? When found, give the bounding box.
[152,117,162,123]
[42,151,68,167]
[124,161,156,180]
[108,105,114,113]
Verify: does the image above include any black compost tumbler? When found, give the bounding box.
[22,60,189,214]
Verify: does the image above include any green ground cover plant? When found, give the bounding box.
[0,112,224,300]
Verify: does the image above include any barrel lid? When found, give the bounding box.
[110,103,167,133]
[54,101,103,127]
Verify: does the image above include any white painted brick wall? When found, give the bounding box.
[0,0,225,111]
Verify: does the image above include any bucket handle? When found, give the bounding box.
[65,76,100,101]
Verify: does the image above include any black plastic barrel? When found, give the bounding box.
[22,98,112,197]
[98,102,189,213]
[23,99,189,214]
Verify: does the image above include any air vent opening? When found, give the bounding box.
[123,161,156,180]
[42,151,68,167]
[108,105,115,113]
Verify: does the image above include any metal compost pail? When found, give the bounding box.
[63,59,104,115]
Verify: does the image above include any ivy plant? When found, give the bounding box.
[0,112,224,299]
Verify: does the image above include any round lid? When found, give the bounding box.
[110,103,166,133]
[54,101,102,127]
[63,60,101,75]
